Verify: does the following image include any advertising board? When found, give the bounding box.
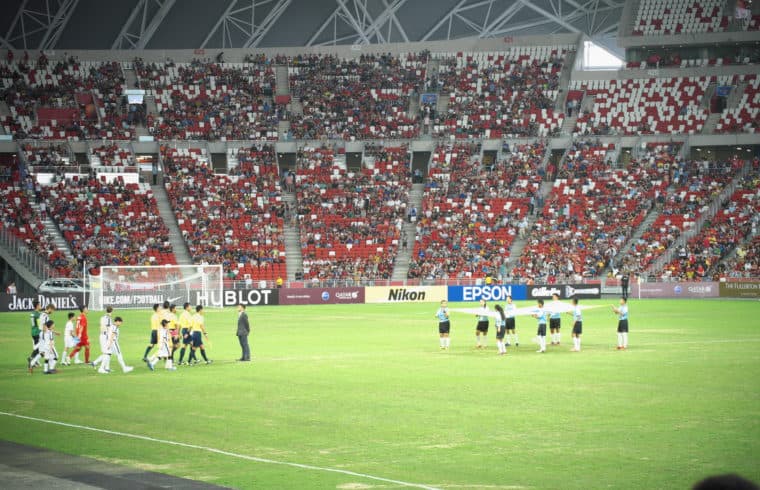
[447,284,527,302]
[365,286,447,304]
[719,281,760,299]
[526,284,601,299]
[279,287,364,305]
[0,293,89,312]
[632,282,719,299]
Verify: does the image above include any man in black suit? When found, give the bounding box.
[236,304,251,361]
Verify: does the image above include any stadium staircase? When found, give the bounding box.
[408,92,420,120]
[646,160,754,275]
[507,179,555,269]
[555,49,577,115]
[28,202,76,264]
[281,191,302,280]
[0,100,10,118]
[275,65,289,96]
[150,184,193,265]
[391,183,425,281]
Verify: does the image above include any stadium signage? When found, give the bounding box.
[719,281,760,299]
[279,287,364,305]
[447,285,528,302]
[527,284,601,299]
[365,286,447,304]
[220,289,278,306]
[633,282,719,299]
[104,294,165,306]
[1,293,88,312]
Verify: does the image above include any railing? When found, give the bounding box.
[0,226,52,281]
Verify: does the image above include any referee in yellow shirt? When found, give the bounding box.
[142,303,162,361]
[187,305,212,365]
[177,302,194,365]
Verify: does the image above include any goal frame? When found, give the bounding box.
[89,264,224,311]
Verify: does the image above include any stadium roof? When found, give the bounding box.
[0,0,625,55]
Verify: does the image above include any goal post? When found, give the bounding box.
[88,265,224,310]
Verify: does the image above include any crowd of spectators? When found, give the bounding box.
[0,179,73,276]
[1,56,133,140]
[571,77,710,136]
[39,175,173,273]
[621,156,739,276]
[662,165,760,280]
[408,141,544,281]
[295,144,411,281]
[135,58,280,140]
[162,145,286,281]
[288,53,425,140]
[429,48,569,139]
[517,140,671,282]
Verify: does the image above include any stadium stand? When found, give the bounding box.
[135,58,279,141]
[716,74,760,134]
[161,145,286,281]
[431,47,570,139]
[408,141,544,280]
[288,53,423,140]
[632,0,727,36]
[295,144,410,281]
[0,179,73,276]
[570,77,710,136]
[0,58,133,140]
[518,139,671,282]
[41,176,175,271]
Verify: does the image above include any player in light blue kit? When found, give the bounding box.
[435,300,451,350]
[612,297,629,350]
[549,293,562,345]
[532,299,548,353]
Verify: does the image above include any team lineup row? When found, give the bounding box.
[26,300,218,375]
[434,295,630,353]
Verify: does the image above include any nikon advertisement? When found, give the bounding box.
[0,293,89,312]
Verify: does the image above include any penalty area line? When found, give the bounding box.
[0,411,440,490]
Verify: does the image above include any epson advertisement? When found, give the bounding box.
[527,284,601,300]
[0,293,89,312]
[447,284,527,302]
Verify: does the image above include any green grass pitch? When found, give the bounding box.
[1,299,759,489]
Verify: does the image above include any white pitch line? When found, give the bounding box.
[0,411,440,490]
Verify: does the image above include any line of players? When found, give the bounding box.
[435,294,630,354]
[26,300,212,375]
[142,301,212,371]
[27,301,131,374]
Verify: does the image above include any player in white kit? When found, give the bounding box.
[99,316,134,374]
[61,312,80,365]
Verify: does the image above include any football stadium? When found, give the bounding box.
[0,0,759,488]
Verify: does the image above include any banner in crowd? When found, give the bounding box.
[217,289,279,306]
[632,282,719,299]
[0,293,89,312]
[526,284,601,300]
[279,287,365,305]
[365,286,447,304]
[447,284,527,302]
[719,281,760,299]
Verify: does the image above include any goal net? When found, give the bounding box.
[88,264,224,310]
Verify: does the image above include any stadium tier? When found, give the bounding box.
[0,35,758,287]
[162,145,286,282]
